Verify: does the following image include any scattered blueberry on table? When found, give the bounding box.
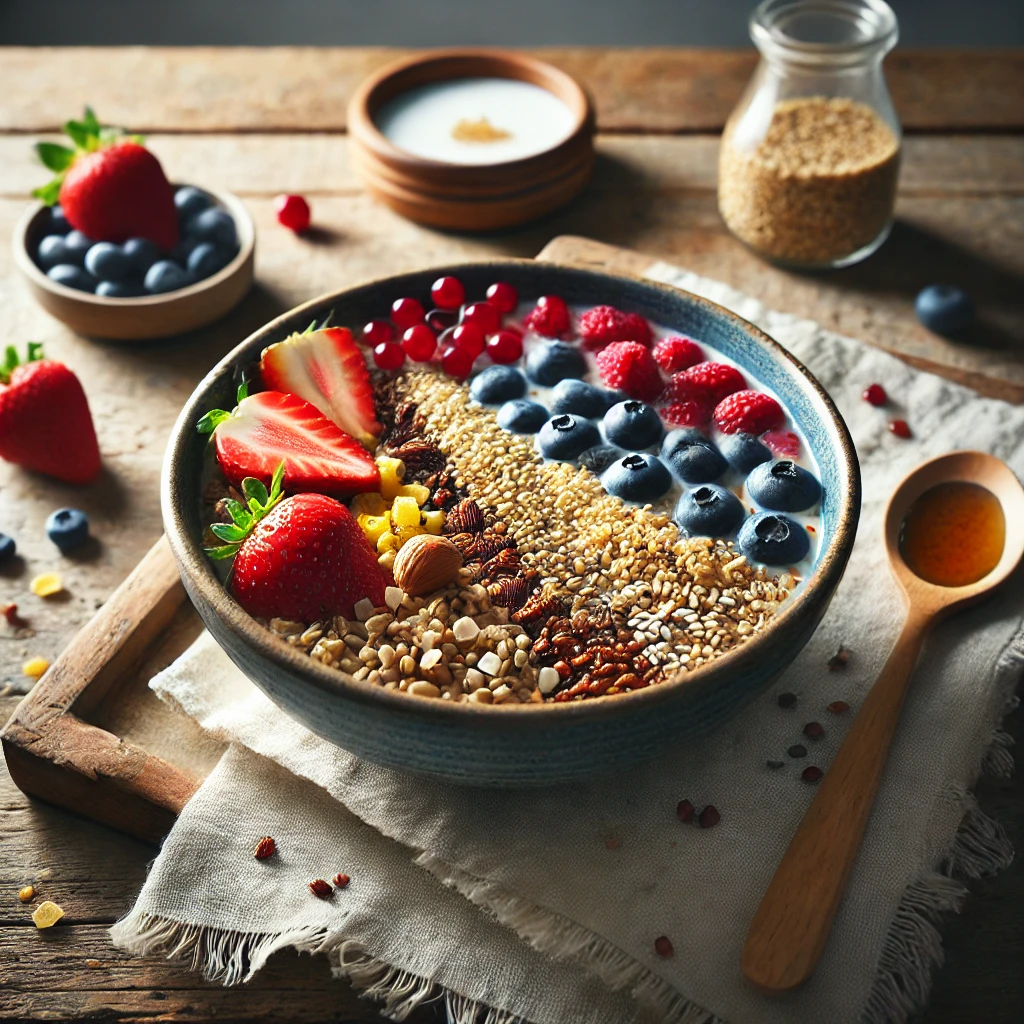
[0,532,16,564]
[45,508,90,551]
[34,184,239,298]
[915,285,973,335]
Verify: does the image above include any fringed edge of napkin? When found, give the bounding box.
[110,912,526,1024]
[418,633,1023,1024]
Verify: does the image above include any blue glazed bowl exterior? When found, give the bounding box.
[163,261,860,786]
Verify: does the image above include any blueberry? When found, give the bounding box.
[497,399,549,434]
[601,452,672,503]
[49,205,70,234]
[0,532,15,564]
[84,242,131,281]
[525,342,586,386]
[538,414,602,461]
[171,236,200,265]
[603,400,664,449]
[185,208,237,247]
[915,285,973,335]
[175,185,212,220]
[96,280,143,298]
[720,432,772,474]
[123,237,161,274]
[36,234,71,269]
[187,241,234,279]
[549,379,615,418]
[747,460,821,512]
[661,428,728,483]
[47,264,98,292]
[145,260,195,294]
[470,366,526,404]
[673,484,745,537]
[63,230,94,264]
[738,511,809,565]
[579,445,624,475]
[45,508,90,551]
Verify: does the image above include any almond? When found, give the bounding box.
[392,535,463,597]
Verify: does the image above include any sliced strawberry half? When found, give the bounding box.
[199,388,380,498]
[260,326,382,449]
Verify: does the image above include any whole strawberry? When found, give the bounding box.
[578,305,652,350]
[34,107,178,251]
[0,344,101,485]
[208,463,387,622]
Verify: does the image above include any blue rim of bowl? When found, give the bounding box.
[163,259,861,722]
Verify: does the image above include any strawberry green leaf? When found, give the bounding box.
[222,499,253,530]
[0,343,44,385]
[82,106,101,133]
[35,142,76,172]
[210,522,250,543]
[196,408,231,435]
[242,477,269,509]
[302,319,318,335]
[269,460,286,502]
[63,117,101,153]
[317,310,335,331]
[32,179,63,206]
[205,543,241,561]
[26,342,44,363]
[236,378,249,404]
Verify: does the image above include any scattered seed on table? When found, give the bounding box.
[788,744,807,758]
[22,657,49,680]
[766,760,785,770]
[777,692,798,709]
[254,836,276,860]
[30,572,63,598]
[676,799,695,823]
[333,873,351,889]
[803,722,824,740]
[698,805,721,828]
[654,935,675,958]
[802,766,824,784]
[18,885,35,902]
[308,879,333,899]
[827,700,849,714]
[2,602,27,627]
[827,646,851,670]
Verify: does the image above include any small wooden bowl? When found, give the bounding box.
[348,50,595,231]
[13,186,255,341]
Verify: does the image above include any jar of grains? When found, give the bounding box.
[718,0,901,268]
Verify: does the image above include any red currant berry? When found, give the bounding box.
[461,301,501,334]
[441,344,474,380]
[401,324,437,362]
[451,322,485,358]
[391,297,425,330]
[363,319,394,346]
[274,194,311,232]
[889,419,912,439]
[372,341,405,371]
[431,276,465,311]
[486,329,523,364]
[863,383,887,406]
[486,281,518,314]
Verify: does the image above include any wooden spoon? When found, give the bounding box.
[742,450,1024,995]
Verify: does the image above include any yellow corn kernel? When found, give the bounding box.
[396,483,431,506]
[32,900,64,929]
[350,491,386,517]
[422,510,445,535]
[376,456,406,499]
[376,531,400,554]
[19,885,35,903]
[30,573,63,598]
[22,657,49,680]
[391,495,421,528]
[357,513,391,547]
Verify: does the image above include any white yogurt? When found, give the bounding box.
[374,78,576,165]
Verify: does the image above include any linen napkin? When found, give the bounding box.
[113,262,1020,1024]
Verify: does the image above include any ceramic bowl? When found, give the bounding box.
[162,261,860,786]
[13,185,255,341]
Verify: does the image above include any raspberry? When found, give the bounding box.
[763,429,800,457]
[524,295,571,338]
[578,305,652,350]
[664,362,745,407]
[661,400,711,428]
[653,336,703,374]
[714,390,785,435]
[595,342,663,403]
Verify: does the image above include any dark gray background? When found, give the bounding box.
[1,0,1022,46]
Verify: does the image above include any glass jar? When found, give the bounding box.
[718,0,901,269]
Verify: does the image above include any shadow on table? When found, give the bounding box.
[816,219,1023,355]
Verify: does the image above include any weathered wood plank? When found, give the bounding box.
[0,48,1022,134]
[3,133,1023,199]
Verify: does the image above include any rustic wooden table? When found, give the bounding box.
[1,47,1022,1023]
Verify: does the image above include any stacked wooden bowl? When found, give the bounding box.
[348,50,596,232]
